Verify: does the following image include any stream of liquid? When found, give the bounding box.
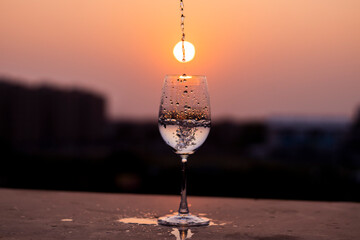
[180,0,185,62]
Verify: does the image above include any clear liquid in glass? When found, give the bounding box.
[159,118,210,155]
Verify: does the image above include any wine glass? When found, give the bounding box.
[157,74,211,226]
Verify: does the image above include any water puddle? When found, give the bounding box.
[117,215,225,226]
[117,217,157,225]
[209,222,226,226]
[61,219,73,222]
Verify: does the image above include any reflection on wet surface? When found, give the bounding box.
[117,216,226,239]
[171,227,194,240]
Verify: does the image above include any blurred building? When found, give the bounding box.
[249,116,351,161]
[341,107,360,169]
[0,77,106,155]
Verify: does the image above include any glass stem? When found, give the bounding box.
[178,155,189,215]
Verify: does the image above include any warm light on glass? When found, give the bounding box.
[179,75,192,79]
[173,41,195,63]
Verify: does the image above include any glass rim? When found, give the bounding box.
[165,74,206,78]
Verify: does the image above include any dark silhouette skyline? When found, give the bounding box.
[0,77,106,154]
[0,76,359,201]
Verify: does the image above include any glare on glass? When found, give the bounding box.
[157,74,211,227]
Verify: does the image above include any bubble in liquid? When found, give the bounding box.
[176,102,179,106]
[184,90,188,94]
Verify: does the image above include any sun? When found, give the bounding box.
[173,41,195,63]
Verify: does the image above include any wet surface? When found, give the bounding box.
[0,188,359,240]
[118,217,158,225]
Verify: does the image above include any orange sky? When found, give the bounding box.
[0,0,359,120]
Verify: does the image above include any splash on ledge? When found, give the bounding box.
[117,216,225,226]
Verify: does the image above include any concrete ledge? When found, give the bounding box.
[0,188,359,239]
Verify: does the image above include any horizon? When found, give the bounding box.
[0,73,355,123]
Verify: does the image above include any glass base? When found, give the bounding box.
[158,214,210,227]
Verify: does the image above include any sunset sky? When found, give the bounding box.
[0,0,359,120]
